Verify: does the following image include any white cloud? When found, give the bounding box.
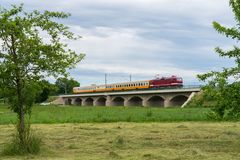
[67,26,174,60]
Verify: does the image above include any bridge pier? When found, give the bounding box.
[142,99,148,107]
[164,98,171,107]
[106,96,112,106]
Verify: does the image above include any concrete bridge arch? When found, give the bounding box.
[74,98,82,106]
[127,96,143,106]
[146,96,164,107]
[95,97,107,106]
[169,95,188,107]
[112,97,125,106]
[65,98,72,105]
[83,97,94,106]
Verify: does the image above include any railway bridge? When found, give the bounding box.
[58,87,201,107]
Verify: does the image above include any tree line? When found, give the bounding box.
[35,77,80,103]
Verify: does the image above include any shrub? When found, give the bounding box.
[2,123,42,156]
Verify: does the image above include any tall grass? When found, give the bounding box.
[0,105,210,124]
[2,121,42,156]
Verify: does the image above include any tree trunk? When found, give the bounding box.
[19,104,25,144]
[16,78,25,144]
[11,34,26,144]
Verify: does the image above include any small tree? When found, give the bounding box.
[35,80,58,103]
[55,77,80,94]
[198,0,240,120]
[0,4,84,152]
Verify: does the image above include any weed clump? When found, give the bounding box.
[2,133,41,155]
[109,151,121,158]
[2,124,42,156]
[113,135,125,148]
[115,136,124,145]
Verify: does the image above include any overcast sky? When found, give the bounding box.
[0,0,236,86]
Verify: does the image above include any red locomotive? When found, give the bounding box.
[149,75,183,88]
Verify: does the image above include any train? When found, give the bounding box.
[73,75,183,94]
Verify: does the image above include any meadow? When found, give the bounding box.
[1,105,239,160]
[0,105,210,124]
[0,122,239,160]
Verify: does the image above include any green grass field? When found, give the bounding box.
[0,105,210,124]
[0,122,239,160]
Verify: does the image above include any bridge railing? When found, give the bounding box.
[182,85,202,89]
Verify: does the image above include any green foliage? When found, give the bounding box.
[0,4,83,154]
[55,77,80,94]
[203,81,240,120]
[198,0,240,120]
[186,91,216,108]
[35,80,58,103]
[0,3,84,114]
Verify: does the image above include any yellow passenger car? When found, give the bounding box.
[73,80,150,94]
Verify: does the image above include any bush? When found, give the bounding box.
[2,123,42,156]
[2,133,41,156]
[202,80,240,120]
[186,91,216,108]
